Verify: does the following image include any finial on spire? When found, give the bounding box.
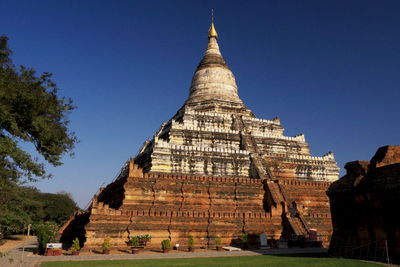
[208,9,218,39]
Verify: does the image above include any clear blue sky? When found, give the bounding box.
[1,0,399,208]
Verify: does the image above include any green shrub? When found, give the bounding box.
[33,222,59,254]
[130,236,139,247]
[137,234,152,241]
[102,237,111,250]
[161,239,171,249]
[241,233,248,244]
[188,235,194,248]
[215,235,222,246]
[70,238,80,251]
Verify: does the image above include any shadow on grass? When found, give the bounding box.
[242,247,329,258]
[269,252,399,266]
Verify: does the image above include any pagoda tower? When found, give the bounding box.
[134,22,338,182]
[61,21,339,250]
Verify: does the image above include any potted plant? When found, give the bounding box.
[70,238,80,255]
[161,239,171,253]
[215,235,222,251]
[241,233,248,250]
[188,235,195,252]
[102,237,111,254]
[130,236,140,254]
[138,234,152,247]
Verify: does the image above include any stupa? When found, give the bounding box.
[61,20,339,249]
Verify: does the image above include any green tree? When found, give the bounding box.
[0,180,33,234]
[38,191,77,224]
[0,35,77,183]
[34,221,60,254]
[0,179,77,235]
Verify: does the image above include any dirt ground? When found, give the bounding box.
[0,235,35,253]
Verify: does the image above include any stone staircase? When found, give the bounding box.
[287,215,309,236]
[232,115,273,180]
[232,114,310,238]
[275,182,310,237]
[265,181,285,206]
[59,211,90,245]
[249,153,269,179]
[280,185,310,237]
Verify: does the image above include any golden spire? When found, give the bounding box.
[208,9,218,39]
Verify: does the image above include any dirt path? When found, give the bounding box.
[0,236,35,253]
[0,236,38,266]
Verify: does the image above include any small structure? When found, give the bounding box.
[259,233,268,249]
[308,229,318,242]
[45,243,62,256]
[277,239,288,249]
[223,246,241,251]
[328,146,400,262]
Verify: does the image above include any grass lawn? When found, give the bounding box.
[41,255,382,267]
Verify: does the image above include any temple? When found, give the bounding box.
[61,21,339,250]
[328,146,400,261]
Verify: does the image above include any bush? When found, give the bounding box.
[33,222,59,254]
[137,234,152,241]
[241,233,248,245]
[129,234,151,247]
[70,237,80,251]
[130,236,139,247]
[102,237,111,250]
[188,235,194,248]
[215,235,222,246]
[161,239,171,249]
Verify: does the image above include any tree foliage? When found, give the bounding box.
[0,180,77,235]
[34,221,60,254]
[0,35,77,182]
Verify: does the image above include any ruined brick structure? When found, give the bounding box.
[328,146,400,261]
[61,22,339,250]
